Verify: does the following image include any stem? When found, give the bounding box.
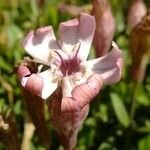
[21,121,35,150]
[0,76,14,107]
[130,81,140,123]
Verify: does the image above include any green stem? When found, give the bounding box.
[130,81,140,123]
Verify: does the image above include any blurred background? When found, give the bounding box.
[0,0,150,150]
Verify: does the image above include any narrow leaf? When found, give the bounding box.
[111,93,130,127]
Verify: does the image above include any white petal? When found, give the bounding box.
[61,74,86,97]
[21,69,59,99]
[58,19,79,54]
[39,70,59,99]
[58,13,96,60]
[85,42,123,85]
[22,26,60,65]
[78,13,96,60]
[21,77,28,87]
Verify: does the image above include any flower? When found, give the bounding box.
[17,13,123,102]
[17,13,123,149]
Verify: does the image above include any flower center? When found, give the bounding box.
[63,58,82,76]
[54,45,82,76]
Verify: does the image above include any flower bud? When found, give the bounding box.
[128,0,147,30]
[130,10,150,82]
[92,0,115,57]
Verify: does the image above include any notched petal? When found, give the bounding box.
[72,74,103,109]
[58,13,96,60]
[86,42,123,85]
[22,26,60,65]
[61,74,103,113]
[58,19,79,54]
[17,65,59,99]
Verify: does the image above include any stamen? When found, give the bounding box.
[54,51,69,76]
[74,41,81,59]
[54,51,67,69]
[48,51,60,64]
[53,42,82,76]
[37,65,43,73]
[71,41,81,60]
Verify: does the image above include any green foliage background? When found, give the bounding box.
[0,0,150,150]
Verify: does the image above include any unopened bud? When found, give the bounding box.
[92,0,115,57]
[128,0,147,30]
[130,10,150,82]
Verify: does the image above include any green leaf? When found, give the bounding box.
[138,135,150,150]
[84,117,97,127]
[98,142,112,150]
[0,56,12,72]
[98,104,108,122]
[87,46,95,60]
[111,93,130,127]
[30,0,38,18]
[6,24,23,49]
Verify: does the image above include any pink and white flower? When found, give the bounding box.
[17,12,123,149]
[18,12,123,102]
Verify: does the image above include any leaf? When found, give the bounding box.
[30,0,38,18]
[0,56,12,72]
[99,104,108,122]
[138,135,150,150]
[110,93,130,127]
[48,6,58,27]
[85,117,97,127]
[98,142,112,150]
[87,46,95,60]
[6,24,23,49]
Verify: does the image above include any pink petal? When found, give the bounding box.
[58,13,95,60]
[17,65,31,81]
[60,104,89,131]
[72,74,103,108]
[78,13,96,60]
[22,26,60,65]
[18,66,59,99]
[58,19,79,54]
[24,74,44,97]
[85,42,123,85]
[49,89,89,150]
[61,74,103,113]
